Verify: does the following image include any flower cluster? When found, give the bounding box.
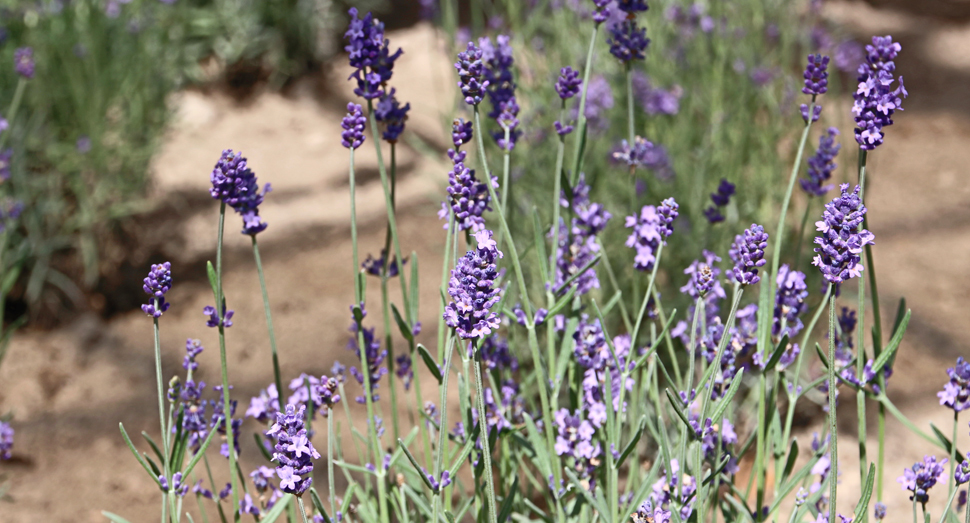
[14,47,33,79]
[556,66,582,100]
[455,42,490,106]
[481,35,520,150]
[608,19,650,64]
[625,198,678,271]
[898,455,947,504]
[773,264,808,340]
[591,0,611,24]
[209,149,272,235]
[203,303,234,329]
[553,408,602,485]
[374,88,410,143]
[612,136,674,180]
[269,404,320,496]
[552,175,611,296]
[158,472,189,497]
[444,230,503,341]
[141,262,172,318]
[802,54,830,96]
[632,501,671,523]
[631,71,681,116]
[348,306,388,404]
[703,179,735,223]
[812,184,874,284]
[0,421,12,460]
[731,225,768,286]
[361,250,405,278]
[853,36,907,149]
[452,118,473,147]
[574,318,634,427]
[438,148,494,232]
[345,8,402,100]
[801,127,840,197]
[183,339,204,372]
[938,357,970,412]
[340,103,367,149]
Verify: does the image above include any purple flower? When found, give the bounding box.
[183,339,204,371]
[955,455,970,485]
[348,306,387,404]
[631,71,681,116]
[77,136,91,154]
[209,149,272,235]
[454,42,490,106]
[704,179,735,223]
[625,198,678,271]
[572,75,613,133]
[0,421,12,460]
[834,39,864,73]
[204,304,233,328]
[616,0,649,14]
[812,184,874,284]
[774,264,808,340]
[424,469,452,493]
[480,36,520,150]
[141,262,172,318]
[341,103,367,149]
[556,66,582,100]
[732,225,768,286]
[551,174,611,296]
[632,500,671,523]
[345,8,402,100]
[452,118,473,149]
[480,335,518,372]
[192,480,213,499]
[611,136,674,180]
[553,408,601,483]
[438,149,494,232]
[247,384,280,423]
[801,103,822,124]
[14,47,34,79]
[853,36,907,149]
[801,127,840,197]
[444,230,503,341]
[395,354,413,391]
[898,455,947,504]
[591,0,611,24]
[938,357,970,412]
[268,404,320,495]
[608,19,650,63]
[374,88,410,143]
[0,149,11,182]
[361,250,405,278]
[574,317,635,425]
[802,54,830,96]
[873,502,887,520]
[315,376,341,410]
[749,67,775,87]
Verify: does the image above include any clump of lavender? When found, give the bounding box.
[268,404,320,496]
[608,19,650,64]
[374,88,410,143]
[444,230,503,342]
[801,127,840,197]
[574,317,634,426]
[209,149,272,235]
[731,225,768,286]
[625,198,678,271]
[341,103,367,149]
[141,262,172,318]
[703,179,735,223]
[0,420,12,460]
[14,47,33,79]
[439,148,494,232]
[938,357,970,412]
[455,42,490,106]
[348,306,387,404]
[611,136,674,180]
[552,175,611,295]
[812,184,874,284]
[345,8,402,100]
[853,36,907,149]
[898,455,947,504]
[480,35,520,150]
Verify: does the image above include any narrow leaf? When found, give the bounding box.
[531,207,550,285]
[616,416,646,469]
[119,423,161,487]
[497,476,519,523]
[410,251,420,322]
[871,309,911,375]
[261,493,293,523]
[665,388,692,432]
[183,424,219,479]
[206,261,218,297]
[711,368,746,424]
[141,431,166,467]
[391,303,413,343]
[853,463,877,523]
[102,512,135,523]
[417,344,443,384]
[398,438,435,492]
[763,334,790,373]
[781,439,800,483]
[310,487,332,523]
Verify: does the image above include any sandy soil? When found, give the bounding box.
[2,3,970,521]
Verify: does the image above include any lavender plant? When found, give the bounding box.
[104,6,970,523]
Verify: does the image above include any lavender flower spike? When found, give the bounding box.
[341,103,367,149]
[938,357,970,412]
[141,262,172,318]
[268,404,320,496]
[625,199,678,271]
[556,67,582,100]
[801,127,840,197]
[209,149,272,235]
[374,88,410,143]
[14,47,34,79]
[0,421,12,460]
[812,184,874,284]
[898,455,947,504]
[803,54,830,96]
[454,42,490,106]
[853,36,906,150]
[732,225,768,286]
[444,230,503,342]
[608,19,650,64]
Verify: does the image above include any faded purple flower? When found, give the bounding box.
[14,47,34,79]
[611,136,674,180]
[703,179,735,223]
[551,174,611,295]
[348,305,387,404]
[631,71,681,116]
[0,421,12,460]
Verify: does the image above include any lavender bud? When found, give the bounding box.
[801,127,840,197]
[731,225,768,286]
[802,54,830,96]
[141,262,172,318]
[555,67,582,100]
[341,103,367,149]
[454,42,490,106]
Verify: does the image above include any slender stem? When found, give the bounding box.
[569,24,600,185]
[755,373,768,520]
[938,485,960,523]
[474,357,499,523]
[152,308,169,463]
[252,237,284,413]
[349,148,360,281]
[877,394,949,449]
[626,65,635,145]
[213,202,240,515]
[856,149,870,495]
[297,497,311,523]
[0,79,26,150]
[827,287,838,523]
[328,410,337,520]
[431,337,456,523]
[385,144,402,441]
[951,412,960,503]
[500,128,511,230]
[793,204,812,271]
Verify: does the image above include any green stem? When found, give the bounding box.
[827,288,838,523]
[297,497,311,523]
[569,24,600,185]
[349,149,360,283]
[385,144,402,441]
[328,409,337,520]
[0,78,26,150]
[951,412,959,503]
[251,236,284,416]
[474,357,499,523]
[856,148,870,494]
[431,337,456,523]
[626,65,635,145]
[938,485,960,523]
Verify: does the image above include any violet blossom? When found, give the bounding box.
[801,127,840,197]
[444,230,503,342]
[141,262,172,318]
[853,36,907,149]
[812,184,874,284]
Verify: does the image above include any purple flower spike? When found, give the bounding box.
[704,179,735,223]
[625,198,678,271]
[898,455,947,504]
[141,262,172,318]
[732,225,768,286]
[873,502,887,520]
[802,54,830,96]
[0,421,12,460]
[444,230,503,341]
[801,103,822,123]
[204,304,233,328]
[183,339,204,371]
[209,149,271,235]
[774,264,808,339]
[452,118,473,149]
[615,0,649,14]
[556,67,582,100]
[438,149,494,232]
[374,88,410,143]
[552,175,611,296]
[269,404,320,496]
[694,265,714,297]
[341,103,367,149]
[938,357,970,412]
[553,408,602,483]
[853,36,906,149]
[348,306,387,404]
[801,127,840,197]
[345,8,402,100]
[591,0,611,24]
[633,501,671,523]
[608,19,650,64]
[14,47,34,79]
[812,184,874,284]
[454,42,490,106]
[955,456,970,485]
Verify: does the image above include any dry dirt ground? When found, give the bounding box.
[2,3,970,522]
